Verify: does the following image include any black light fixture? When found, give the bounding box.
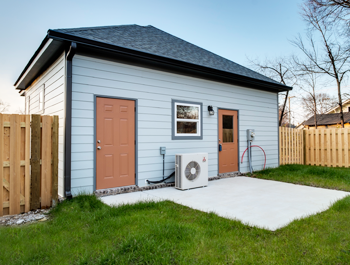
[208,105,214,115]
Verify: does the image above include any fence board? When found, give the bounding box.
[338,129,342,167]
[31,115,41,210]
[315,130,319,165]
[25,115,30,212]
[311,130,315,165]
[345,129,349,168]
[9,115,21,215]
[327,130,331,167]
[305,130,309,165]
[321,129,325,166]
[0,114,3,216]
[332,129,336,167]
[52,116,59,206]
[41,116,52,208]
[300,129,303,164]
[288,128,291,164]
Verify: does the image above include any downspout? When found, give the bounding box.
[64,42,77,199]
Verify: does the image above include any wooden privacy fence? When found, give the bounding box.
[305,129,350,167]
[279,127,350,168]
[0,114,58,216]
[279,127,304,165]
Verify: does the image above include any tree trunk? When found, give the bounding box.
[279,91,289,126]
[337,80,345,128]
[314,98,318,129]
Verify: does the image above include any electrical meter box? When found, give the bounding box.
[247,129,255,141]
[160,146,166,155]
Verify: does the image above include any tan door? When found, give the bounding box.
[96,97,135,190]
[219,109,238,173]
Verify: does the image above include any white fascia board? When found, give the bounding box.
[15,38,53,90]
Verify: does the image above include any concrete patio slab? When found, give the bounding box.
[100,177,350,230]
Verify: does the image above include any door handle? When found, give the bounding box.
[97,146,101,150]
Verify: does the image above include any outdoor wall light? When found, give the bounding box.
[208,105,214,115]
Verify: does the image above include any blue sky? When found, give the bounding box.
[0,0,306,115]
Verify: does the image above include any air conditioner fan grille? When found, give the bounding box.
[185,161,201,181]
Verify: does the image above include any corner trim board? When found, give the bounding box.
[64,42,77,199]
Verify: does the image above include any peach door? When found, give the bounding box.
[218,109,238,173]
[96,97,135,190]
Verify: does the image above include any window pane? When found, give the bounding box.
[177,105,199,119]
[177,122,197,134]
[223,115,233,142]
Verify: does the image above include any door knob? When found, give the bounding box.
[97,146,101,150]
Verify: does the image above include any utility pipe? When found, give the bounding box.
[64,42,77,199]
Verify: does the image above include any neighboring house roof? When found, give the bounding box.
[326,98,350,113]
[14,24,292,92]
[303,113,350,126]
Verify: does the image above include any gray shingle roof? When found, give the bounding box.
[303,113,350,126]
[53,25,282,85]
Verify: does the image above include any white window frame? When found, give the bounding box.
[172,100,203,140]
[38,85,45,113]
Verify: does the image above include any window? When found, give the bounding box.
[172,100,202,140]
[38,85,45,112]
[223,115,234,142]
[348,107,350,112]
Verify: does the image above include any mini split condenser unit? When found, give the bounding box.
[175,153,208,190]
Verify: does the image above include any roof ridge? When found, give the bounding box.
[54,24,142,32]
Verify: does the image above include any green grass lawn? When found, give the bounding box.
[1,165,350,264]
[252,164,350,191]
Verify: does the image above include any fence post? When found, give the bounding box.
[30,114,41,210]
[9,114,21,215]
[51,116,59,206]
[41,116,52,208]
[0,114,3,216]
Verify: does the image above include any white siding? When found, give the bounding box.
[25,53,66,196]
[71,54,279,194]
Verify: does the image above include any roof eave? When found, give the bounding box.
[14,35,66,90]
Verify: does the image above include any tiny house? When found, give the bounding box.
[14,25,291,198]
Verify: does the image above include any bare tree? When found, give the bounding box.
[292,2,350,127]
[279,104,290,126]
[15,107,25,114]
[249,57,296,126]
[309,0,350,17]
[0,99,9,113]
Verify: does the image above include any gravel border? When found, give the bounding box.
[95,171,243,197]
[0,209,50,226]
